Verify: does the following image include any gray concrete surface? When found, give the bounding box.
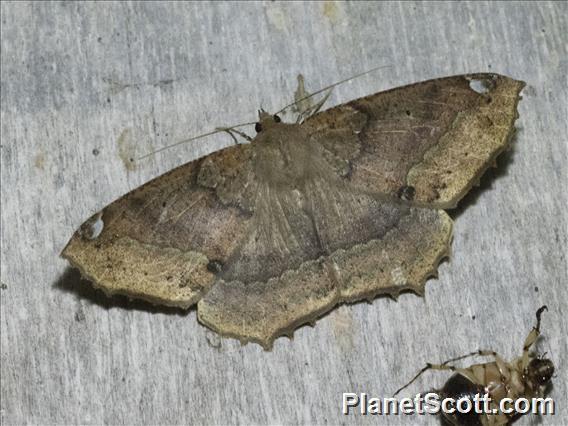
[1,1,566,425]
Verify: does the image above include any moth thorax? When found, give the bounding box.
[254,128,318,186]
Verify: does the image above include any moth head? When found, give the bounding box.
[255,109,282,133]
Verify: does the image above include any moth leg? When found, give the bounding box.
[296,89,332,123]
[228,128,253,142]
[292,74,313,121]
[296,107,310,124]
[522,305,548,368]
[215,127,253,144]
[308,89,332,117]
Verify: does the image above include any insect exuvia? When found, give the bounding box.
[394,306,554,425]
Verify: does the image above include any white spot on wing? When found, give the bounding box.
[81,211,104,240]
[468,77,495,94]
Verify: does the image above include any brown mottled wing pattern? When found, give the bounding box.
[63,73,524,348]
[304,74,525,208]
[62,144,257,308]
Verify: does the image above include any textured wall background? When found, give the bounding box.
[1,2,566,425]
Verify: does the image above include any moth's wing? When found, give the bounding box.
[198,153,453,349]
[62,144,258,308]
[302,73,525,208]
[198,201,453,349]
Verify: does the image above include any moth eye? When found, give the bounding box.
[255,122,263,133]
[273,115,281,123]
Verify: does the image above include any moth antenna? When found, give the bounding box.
[137,66,390,160]
[275,64,392,116]
[136,121,256,161]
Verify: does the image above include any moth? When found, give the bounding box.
[394,306,554,425]
[62,73,525,349]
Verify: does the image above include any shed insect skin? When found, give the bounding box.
[394,306,554,426]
